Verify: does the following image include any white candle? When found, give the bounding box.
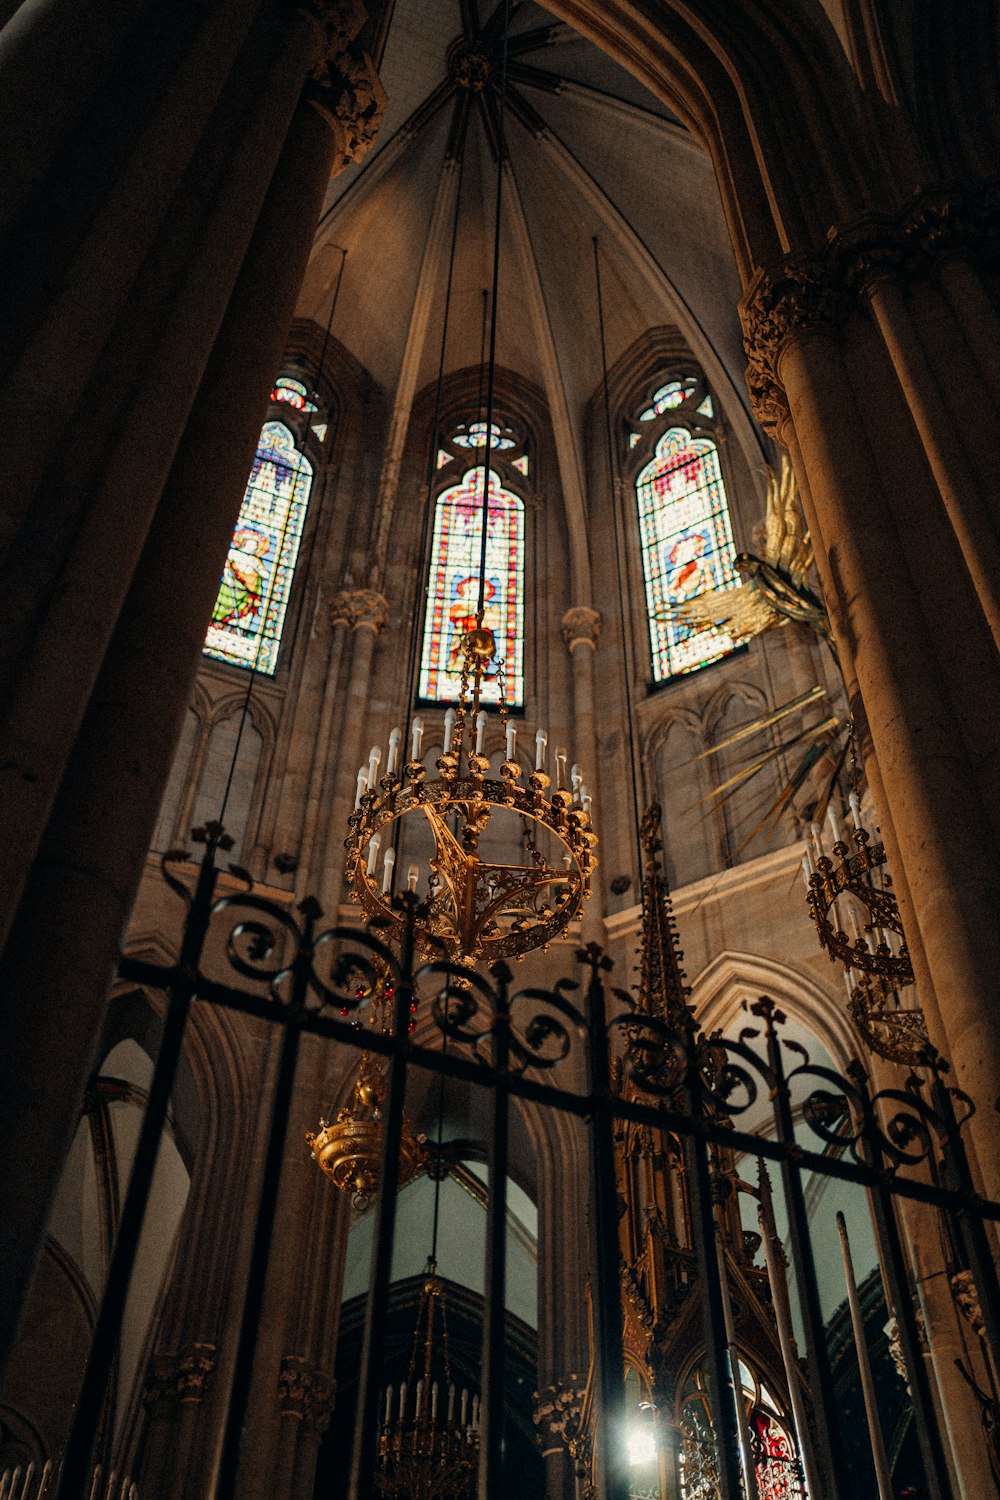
[354,766,368,809]
[399,1382,407,1420]
[506,720,516,761]
[535,728,547,770]
[368,744,381,788]
[382,847,395,894]
[826,805,842,846]
[555,749,567,787]
[845,970,855,1000]
[801,854,812,890]
[386,726,401,775]
[447,1384,455,1423]
[443,707,456,754]
[431,1382,439,1421]
[475,709,487,754]
[415,1379,423,1418]
[809,820,824,860]
[366,833,381,876]
[849,790,863,830]
[849,906,861,940]
[385,1385,393,1425]
[407,863,419,892]
[460,1389,468,1426]
[411,715,424,761]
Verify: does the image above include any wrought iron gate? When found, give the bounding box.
[46,828,1000,1500]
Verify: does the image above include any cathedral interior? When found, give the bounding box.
[1,1,1000,1497]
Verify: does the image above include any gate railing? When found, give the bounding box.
[46,832,1000,1500]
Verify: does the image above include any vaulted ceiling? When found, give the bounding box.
[296,0,764,467]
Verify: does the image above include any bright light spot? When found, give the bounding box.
[626,1423,657,1466]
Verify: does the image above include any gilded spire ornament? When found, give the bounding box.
[635,802,694,1027]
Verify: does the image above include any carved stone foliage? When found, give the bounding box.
[329,588,389,633]
[278,1355,336,1440]
[951,1269,987,1340]
[561,606,602,652]
[143,1341,217,1414]
[532,1375,592,1482]
[309,45,388,166]
[740,180,1000,435]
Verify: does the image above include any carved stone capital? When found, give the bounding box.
[296,0,366,62]
[308,45,387,166]
[740,179,1000,436]
[143,1341,217,1414]
[532,1375,591,1478]
[330,587,389,633]
[561,606,602,652]
[278,1356,337,1439]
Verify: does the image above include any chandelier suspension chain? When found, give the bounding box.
[390,96,473,892]
[593,235,645,876]
[217,245,348,832]
[475,0,512,626]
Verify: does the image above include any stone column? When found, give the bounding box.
[740,193,1000,1196]
[561,607,604,943]
[273,1357,335,1498]
[0,42,384,1382]
[318,589,389,917]
[533,1377,591,1500]
[141,1342,219,1495]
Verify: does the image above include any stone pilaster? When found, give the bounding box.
[320,590,389,915]
[561,607,603,943]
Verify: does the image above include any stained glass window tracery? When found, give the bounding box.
[271,375,317,412]
[418,466,524,706]
[679,1364,803,1500]
[203,420,312,675]
[636,425,740,681]
[452,420,516,451]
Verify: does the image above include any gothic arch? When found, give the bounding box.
[690,948,860,1072]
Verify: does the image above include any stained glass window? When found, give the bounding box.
[271,375,317,412]
[203,421,312,675]
[637,426,739,680]
[452,420,516,451]
[418,466,524,706]
[511,453,529,477]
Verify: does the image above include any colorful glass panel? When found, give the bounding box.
[271,376,317,412]
[639,378,696,420]
[637,426,739,680]
[418,466,524,706]
[452,420,516,451]
[203,421,312,675]
[512,453,529,476]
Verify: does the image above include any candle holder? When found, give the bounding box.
[344,628,597,965]
[804,798,930,1065]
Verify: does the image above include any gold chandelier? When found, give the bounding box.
[376,1271,479,1500]
[344,627,597,966]
[307,971,426,1208]
[803,793,930,1065]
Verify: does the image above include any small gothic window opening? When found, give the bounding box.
[203,419,313,675]
[631,374,739,682]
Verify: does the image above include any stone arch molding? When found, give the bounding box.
[690,949,860,1073]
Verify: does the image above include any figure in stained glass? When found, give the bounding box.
[204,420,312,675]
[419,466,524,705]
[636,425,740,680]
